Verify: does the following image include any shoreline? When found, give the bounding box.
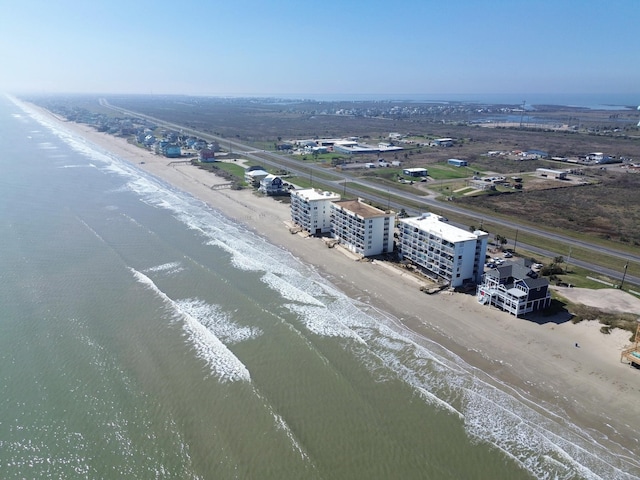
[29,104,640,463]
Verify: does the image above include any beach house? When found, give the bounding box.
[258,174,286,196]
[477,261,551,316]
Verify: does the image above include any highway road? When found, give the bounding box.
[99,99,640,288]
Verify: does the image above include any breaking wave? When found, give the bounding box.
[174,298,262,345]
[129,268,250,383]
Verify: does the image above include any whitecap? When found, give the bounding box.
[415,386,464,420]
[129,268,250,383]
[144,262,184,276]
[175,298,262,344]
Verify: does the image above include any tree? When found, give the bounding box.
[553,256,565,273]
[494,234,508,249]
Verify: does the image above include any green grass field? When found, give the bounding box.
[426,164,478,180]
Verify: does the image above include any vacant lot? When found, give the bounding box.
[454,168,640,245]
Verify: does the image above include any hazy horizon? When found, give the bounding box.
[13,92,639,111]
[2,1,638,98]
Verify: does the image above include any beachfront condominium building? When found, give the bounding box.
[330,199,395,257]
[290,189,341,236]
[398,213,488,287]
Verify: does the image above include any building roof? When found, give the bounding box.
[332,199,392,219]
[510,257,533,268]
[292,188,341,202]
[400,213,482,243]
[506,287,528,298]
[486,262,549,290]
[246,169,269,177]
[486,263,531,281]
[334,144,380,154]
[519,277,549,289]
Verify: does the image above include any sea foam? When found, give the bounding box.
[174,298,262,345]
[130,268,250,383]
[144,262,185,276]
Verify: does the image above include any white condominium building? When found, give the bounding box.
[331,199,395,257]
[398,213,488,287]
[290,189,341,236]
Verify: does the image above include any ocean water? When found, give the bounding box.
[1,95,639,480]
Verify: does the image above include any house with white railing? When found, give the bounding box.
[477,261,551,316]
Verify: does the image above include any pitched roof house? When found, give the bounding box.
[476,261,551,316]
[258,174,286,196]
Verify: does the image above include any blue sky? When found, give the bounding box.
[1,0,638,98]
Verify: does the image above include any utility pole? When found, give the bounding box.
[513,229,518,253]
[620,261,629,290]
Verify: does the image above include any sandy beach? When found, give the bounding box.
[35,106,640,458]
